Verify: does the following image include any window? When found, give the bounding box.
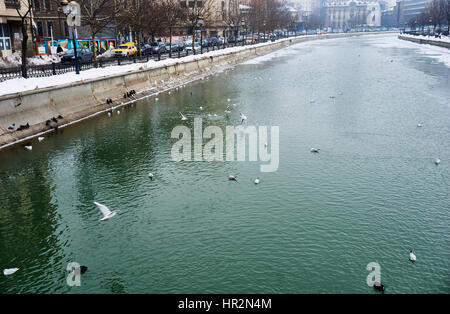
[4,0,20,9]
[45,0,51,10]
[37,21,44,38]
[197,1,202,7]
[188,1,194,8]
[34,0,41,11]
[180,1,186,8]
[47,21,53,37]
[0,24,12,52]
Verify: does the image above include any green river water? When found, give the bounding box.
[0,34,449,293]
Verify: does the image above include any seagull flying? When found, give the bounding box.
[3,268,19,276]
[224,106,231,114]
[93,201,119,221]
[25,145,32,151]
[180,112,188,121]
[38,137,44,142]
[240,113,247,124]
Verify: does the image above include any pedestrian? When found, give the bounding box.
[57,45,63,54]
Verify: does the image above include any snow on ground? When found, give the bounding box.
[0,34,410,97]
[97,49,115,59]
[400,33,450,44]
[0,52,22,68]
[242,35,351,65]
[0,37,299,96]
[0,51,62,68]
[368,34,450,67]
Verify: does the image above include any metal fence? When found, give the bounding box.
[0,38,278,82]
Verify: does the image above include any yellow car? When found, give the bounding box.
[114,42,137,57]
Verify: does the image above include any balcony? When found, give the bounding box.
[5,0,21,9]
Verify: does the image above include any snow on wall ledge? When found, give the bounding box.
[398,35,450,49]
[0,31,395,149]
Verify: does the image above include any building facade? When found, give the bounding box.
[400,0,431,24]
[32,0,68,41]
[323,0,382,30]
[0,0,33,57]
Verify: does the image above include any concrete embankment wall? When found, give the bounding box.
[398,35,450,49]
[0,32,394,149]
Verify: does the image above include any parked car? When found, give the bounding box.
[185,42,201,53]
[62,48,93,63]
[150,42,166,54]
[114,42,138,57]
[205,37,220,46]
[175,41,186,51]
[228,36,237,43]
[139,44,153,55]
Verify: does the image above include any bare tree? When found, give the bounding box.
[428,0,445,31]
[78,0,120,61]
[16,0,34,78]
[143,1,166,43]
[307,8,322,31]
[183,0,214,50]
[225,0,243,40]
[266,0,289,34]
[117,0,148,56]
[160,0,186,55]
[440,0,449,31]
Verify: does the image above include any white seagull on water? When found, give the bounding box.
[310,148,320,153]
[409,250,416,262]
[254,178,260,184]
[228,175,238,181]
[25,145,32,151]
[94,201,119,221]
[434,158,441,165]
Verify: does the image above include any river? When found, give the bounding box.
[0,34,449,293]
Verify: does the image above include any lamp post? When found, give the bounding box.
[263,22,266,42]
[60,0,81,74]
[198,16,204,54]
[241,19,246,46]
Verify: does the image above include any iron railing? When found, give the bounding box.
[0,37,280,82]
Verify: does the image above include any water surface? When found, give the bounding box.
[0,34,449,293]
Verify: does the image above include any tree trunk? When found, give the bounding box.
[192,26,195,51]
[92,32,97,61]
[137,30,142,57]
[169,27,173,56]
[21,18,28,78]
